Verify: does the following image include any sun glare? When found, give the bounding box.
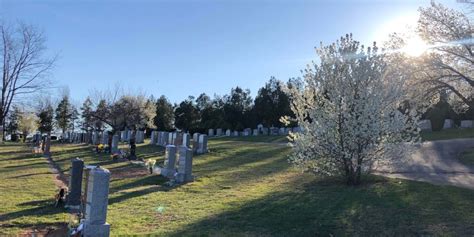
[402,36,429,57]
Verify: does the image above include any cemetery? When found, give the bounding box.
[1,0,474,236]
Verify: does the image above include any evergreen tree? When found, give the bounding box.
[38,104,54,134]
[55,95,73,133]
[81,97,94,132]
[154,95,174,131]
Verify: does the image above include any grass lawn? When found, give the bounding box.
[0,143,69,235]
[211,135,288,143]
[1,139,473,235]
[460,148,474,167]
[421,128,474,141]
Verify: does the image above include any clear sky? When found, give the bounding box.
[0,0,462,104]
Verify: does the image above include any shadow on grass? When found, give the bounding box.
[108,175,170,205]
[168,176,474,236]
[0,201,65,223]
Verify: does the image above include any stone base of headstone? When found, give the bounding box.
[83,222,110,237]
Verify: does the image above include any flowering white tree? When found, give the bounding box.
[284,34,421,185]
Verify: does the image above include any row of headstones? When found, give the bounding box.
[150,131,208,155]
[159,145,194,183]
[62,131,145,145]
[118,130,145,143]
[66,158,111,236]
[418,119,473,131]
[207,126,302,137]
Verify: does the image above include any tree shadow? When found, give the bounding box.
[0,202,65,223]
[167,176,474,236]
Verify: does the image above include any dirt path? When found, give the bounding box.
[44,154,68,189]
[374,138,474,190]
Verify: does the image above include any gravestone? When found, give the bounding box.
[262,127,269,135]
[92,132,99,145]
[111,135,119,154]
[150,131,157,144]
[292,127,302,133]
[443,119,454,129]
[253,129,259,136]
[208,129,215,137]
[270,127,279,135]
[279,127,285,135]
[174,133,183,146]
[460,120,473,128]
[232,131,239,137]
[176,146,194,183]
[66,158,84,211]
[418,120,432,131]
[197,134,208,154]
[44,134,51,157]
[83,167,111,237]
[136,130,145,144]
[120,131,126,142]
[216,128,223,136]
[102,132,109,145]
[243,128,251,136]
[161,145,177,178]
[192,133,200,154]
[182,133,191,147]
[168,133,174,145]
[225,129,231,136]
[127,130,133,142]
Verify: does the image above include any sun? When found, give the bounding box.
[402,36,429,57]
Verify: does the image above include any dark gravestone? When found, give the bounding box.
[67,158,84,211]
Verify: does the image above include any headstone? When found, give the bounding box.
[460,120,473,128]
[216,128,223,136]
[208,129,215,137]
[92,132,99,145]
[243,128,251,136]
[44,134,51,157]
[182,133,191,148]
[127,130,133,142]
[292,127,302,133]
[174,133,183,146]
[161,145,177,178]
[257,124,264,130]
[111,135,119,154]
[83,167,111,237]
[225,129,231,136]
[232,131,239,136]
[253,129,259,136]
[262,127,269,135]
[102,132,109,145]
[279,127,285,135]
[168,133,174,145]
[176,146,194,183]
[192,133,200,154]
[66,158,84,211]
[197,134,208,154]
[120,131,126,142]
[270,127,279,135]
[150,131,157,144]
[443,119,454,129]
[418,120,432,131]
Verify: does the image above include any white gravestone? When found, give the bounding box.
[460,120,473,128]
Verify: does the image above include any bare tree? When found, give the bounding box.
[0,22,56,141]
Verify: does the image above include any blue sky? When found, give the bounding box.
[0,0,462,104]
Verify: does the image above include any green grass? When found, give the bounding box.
[211,135,288,143]
[1,139,474,235]
[421,128,474,141]
[459,148,474,167]
[0,142,68,235]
